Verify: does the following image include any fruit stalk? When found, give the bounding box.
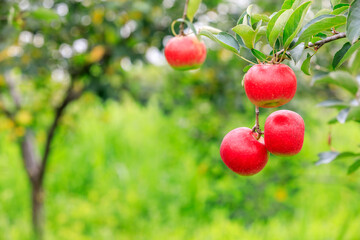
[179,0,190,35]
[252,106,263,139]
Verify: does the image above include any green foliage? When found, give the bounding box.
[199,30,240,53]
[333,40,360,69]
[267,9,293,48]
[29,8,59,22]
[348,159,360,174]
[281,0,301,10]
[301,53,312,75]
[283,1,312,49]
[331,4,350,15]
[312,71,358,95]
[187,0,202,22]
[296,15,346,45]
[346,0,360,43]
[1,97,360,239]
[251,48,268,61]
[332,42,352,69]
[1,0,360,237]
[232,24,257,49]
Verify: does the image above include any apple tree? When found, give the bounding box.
[164,0,360,174]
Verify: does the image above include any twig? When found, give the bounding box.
[179,0,189,35]
[308,32,346,49]
[275,32,347,61]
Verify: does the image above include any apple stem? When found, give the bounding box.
[252,106,263,139]
[179,0,190,36]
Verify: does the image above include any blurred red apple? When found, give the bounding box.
[264,110,305,156]
[244,64,297,108]
[164,35,206,70]
[220,127,269,176]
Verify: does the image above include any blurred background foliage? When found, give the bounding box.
[0,0,360,239]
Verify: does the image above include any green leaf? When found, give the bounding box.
[347,0,360,43]
[348,159,360,174]
[268,9,294,47]
[316,32,328,38]
[30,8,59,22]
[251,49,267,61]
[198,26,221,34]
[266,10,285,43]
[283,1,312,49]
[339,40,360,67]
[314,9,332,18]
[316,151,339,165]
[296,15,346,45]
[332,42,352,69]
[255,26,267,42]
[347,106,360,122]
[243,65,252,73]
[199,30,240,53]
[331,0,342,7]
[316,151,360,165]
[334,3,350,10]
[331,5,350,15]
[312,71,359,95]
[232,24,256,49]
[237,10,247,25]
[301,53,312,75]
[246,4,269,24]
[317,100,349,108]
[333,41,360,68]
[282,0,301,9]
[252,14,270,23]
[289,42,305,63]
[350,49,360,74]
[337,107,351,123]
[187,0,202,22]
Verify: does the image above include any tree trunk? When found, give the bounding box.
[32,183,44,240]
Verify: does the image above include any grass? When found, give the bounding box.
[0,94,360,239]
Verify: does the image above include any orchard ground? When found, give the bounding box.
[1,93,360,239]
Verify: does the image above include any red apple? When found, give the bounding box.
[244,64,297,108]
[264,110,305,156]
[164,35,206,70]
[220,127,269,176]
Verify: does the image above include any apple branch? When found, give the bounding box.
[308,32,346,49]
[276,32,347,60]
[179,0,189,35]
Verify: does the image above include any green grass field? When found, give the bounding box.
[1,95,360,240]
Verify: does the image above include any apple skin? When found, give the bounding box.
[220,127,269,176]
[164,35,206,70]
[264,110,305,156]
[244,64,297,108]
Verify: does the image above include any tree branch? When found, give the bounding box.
[38,83,83,183]
[308,32,346,49]
[276,32,347,60]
